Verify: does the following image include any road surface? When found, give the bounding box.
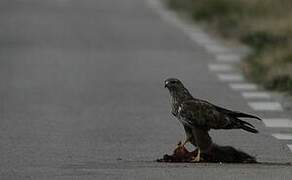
[0,0,291,179]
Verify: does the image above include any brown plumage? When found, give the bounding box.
[164,78,261,162]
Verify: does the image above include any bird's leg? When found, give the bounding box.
[191,149,201,162]
[176,141,183,148]
[182,138,190,146]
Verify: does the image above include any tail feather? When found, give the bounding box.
[239,119,258,133]
[233,112,261,120]
[241,125,258,133]
[215,105,261,120]
[240,119,255,128]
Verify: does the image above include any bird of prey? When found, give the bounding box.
[164,78,261,162]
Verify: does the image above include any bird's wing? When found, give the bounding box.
[179,100,258,132]
[179,99,227,129]
[213,105,261,120]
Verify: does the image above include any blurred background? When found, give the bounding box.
[168,0,292,94]
[0,0,291,179]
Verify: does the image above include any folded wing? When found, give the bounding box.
[178,100,259,133]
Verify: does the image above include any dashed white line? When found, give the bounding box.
[248,102,283,111]
[262,118,292,128]
[190,33,215,44]
[215,54,240,63]
[218,74,244,82]
[208,64,233,72]
[287,145,292,152]
[147,0,221,52]
[229,83,258,90]
[241,92,271,99]
[272,133,292,140]
[205,44,229,54]
[147,0,292,154]
[147,0,194,39]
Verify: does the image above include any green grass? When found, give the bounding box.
[167,0,292,94]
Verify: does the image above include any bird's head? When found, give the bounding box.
[164,78,184,90]
[164,78,193,101]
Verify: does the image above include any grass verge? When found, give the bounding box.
[167,0,292,94]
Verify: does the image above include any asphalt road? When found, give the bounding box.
[0,0,291,179]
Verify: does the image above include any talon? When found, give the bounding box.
[191,156,200,162]
[191,149,201,162]
[182,138,190,146]
[176,137,191,149]
[176,141,183,148]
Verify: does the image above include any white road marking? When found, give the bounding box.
[218,74,244,82]
[194,36,216,45]
[287,145,292,152]
[189,32,215,44]
[241,92,271,99]
[147,0,189,33]
[262,118,292,128]
[205,44,229,54]
[148,0,292,154]
[272,133,292,140]
[229,83,258,90]
[216,54,240,63]
[147,0,218,49]
[248,102,283,111]
[208,64,233,72]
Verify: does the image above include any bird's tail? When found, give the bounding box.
[239,119,258,133]
[232,111,261,120]
[215,105,261,120]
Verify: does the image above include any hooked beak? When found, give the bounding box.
[164,81,169,88]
